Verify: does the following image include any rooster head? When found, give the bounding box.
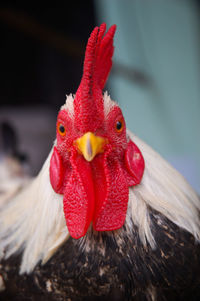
[49,24,145,239]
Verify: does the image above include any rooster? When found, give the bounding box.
[0,23,200,301]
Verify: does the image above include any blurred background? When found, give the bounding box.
[0,0,199,193]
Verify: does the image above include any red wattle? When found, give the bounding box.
[93,150,129,232]
[63,151,95,239]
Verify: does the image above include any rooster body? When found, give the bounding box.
[0,24,200,301]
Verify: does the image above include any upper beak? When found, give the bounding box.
[75,132,108,162]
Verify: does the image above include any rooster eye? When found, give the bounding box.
[58,123,66,136]
[115,119,124,133]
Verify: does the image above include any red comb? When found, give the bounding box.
[74,24,117,132]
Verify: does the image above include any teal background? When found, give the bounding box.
[94,0,200,193]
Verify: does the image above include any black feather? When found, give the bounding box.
[0,208,200,300]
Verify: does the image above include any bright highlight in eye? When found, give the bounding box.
[58,123,66,136]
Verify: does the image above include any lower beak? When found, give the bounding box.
[75,132,108,162]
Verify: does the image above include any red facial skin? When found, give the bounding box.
[50,106,145,239]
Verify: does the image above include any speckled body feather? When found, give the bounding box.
[1,209,200,301]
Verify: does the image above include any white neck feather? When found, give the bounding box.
[0,149,69,274]
[127,130,200,248]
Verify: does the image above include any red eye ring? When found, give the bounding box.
[57,123,66,136]
[115,119,124,133]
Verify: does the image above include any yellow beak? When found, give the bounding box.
[75,132,107,162]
